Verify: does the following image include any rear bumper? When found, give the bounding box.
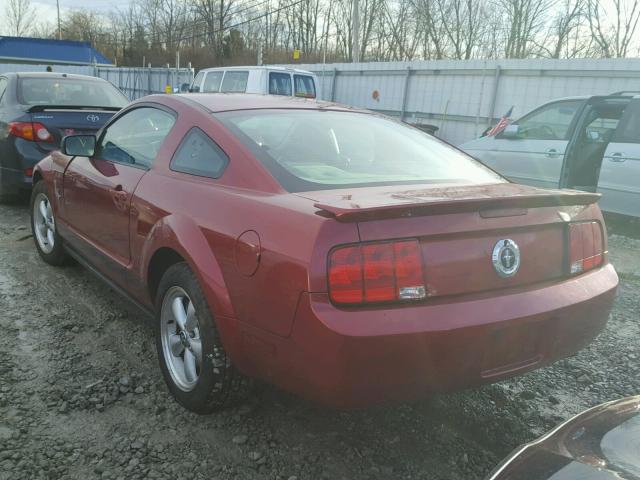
[0,139,50,192]
[239,264,618,408]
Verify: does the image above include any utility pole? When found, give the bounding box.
[56,0,62,40]
[352,0,360,63]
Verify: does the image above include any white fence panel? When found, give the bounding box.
[286,59,640,144]
[0,63,93,75]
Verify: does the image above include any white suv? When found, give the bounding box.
[461,93,640,218]
[189,66,319,99]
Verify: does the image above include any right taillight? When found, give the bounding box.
[568,221,604,275]
[328,239,426,306]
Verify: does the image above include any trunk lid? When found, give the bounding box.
[300,183,601,298]
[28,106,118,151]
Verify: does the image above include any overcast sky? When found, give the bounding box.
[0,0,131,35]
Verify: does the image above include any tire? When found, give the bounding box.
[30,181,69,266]
[155,262,248,413]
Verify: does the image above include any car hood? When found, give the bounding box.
[488,395,640,480]
[296,182,600,222]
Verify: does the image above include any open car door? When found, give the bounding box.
[559,96,633,216]
[598,98,640,217]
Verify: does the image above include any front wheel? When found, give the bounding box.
[30,181,69,266]
[155,262,247,413]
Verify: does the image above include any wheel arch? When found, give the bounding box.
[141,213,235,320]
[32,169,43,185]
[147,247,185,304]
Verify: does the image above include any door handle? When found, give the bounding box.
[545,148,559,157]
[609,153,626,162]
[114,184,123,192]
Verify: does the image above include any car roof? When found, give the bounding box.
[198,65,315,75]
[6,72,106,82]
[174,93,366,113]
[542,95,590,103]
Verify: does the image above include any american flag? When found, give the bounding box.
[486,106,514,136]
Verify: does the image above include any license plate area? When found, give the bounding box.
[480,324,543,378]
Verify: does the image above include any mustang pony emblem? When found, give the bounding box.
[492,239,520,278]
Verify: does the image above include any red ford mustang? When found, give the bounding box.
[30,94,618,412]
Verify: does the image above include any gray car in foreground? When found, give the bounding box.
[488,395,640,480]
[461,92,640,218]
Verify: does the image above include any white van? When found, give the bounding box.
[189,66,320,99]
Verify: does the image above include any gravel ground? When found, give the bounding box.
[0,201,638,480]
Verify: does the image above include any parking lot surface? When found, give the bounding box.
[0,201,638,480]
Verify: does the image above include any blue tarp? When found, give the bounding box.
[0,36,112,65]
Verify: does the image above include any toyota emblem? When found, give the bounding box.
[492,239,520,278]
[86,114,100,123]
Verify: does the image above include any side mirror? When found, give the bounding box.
[62,135,96,157]
[189,85,200,93]
[500,124,520,139]
[180,83,190,93]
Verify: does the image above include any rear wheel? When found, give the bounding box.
[30,181,68,265]
[155,262,247,413]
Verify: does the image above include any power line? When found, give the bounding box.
[98,0,305,49]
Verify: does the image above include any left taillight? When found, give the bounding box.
[8,122,54,142]
[568,221,604,275]
[328,239,426,306]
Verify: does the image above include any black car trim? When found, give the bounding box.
[27,105,121,113]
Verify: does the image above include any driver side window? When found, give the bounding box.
[514,100,582,141]
[98,107,176,169]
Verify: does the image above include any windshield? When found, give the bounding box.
[18,77,128,108]
[218,109,504,192]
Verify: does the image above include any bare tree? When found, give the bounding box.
[588,0,640,57]
[23,0,640,67]
[497,0,552,58]
[193,0,236,58]
[539,0,588,58]
[6,0,36,37]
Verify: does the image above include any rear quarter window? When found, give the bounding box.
[171,128,229,179]
[294,75,316,98]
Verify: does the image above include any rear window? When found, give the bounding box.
[218,110,503,192]
[18,77,128,108]
[294,75,316,98]
[221,71,249,93]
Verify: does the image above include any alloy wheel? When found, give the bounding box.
[160,286,203,392]
[33,193,56,254]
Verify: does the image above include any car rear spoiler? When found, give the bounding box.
[314,190,601,222]
[27,105,122,113]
